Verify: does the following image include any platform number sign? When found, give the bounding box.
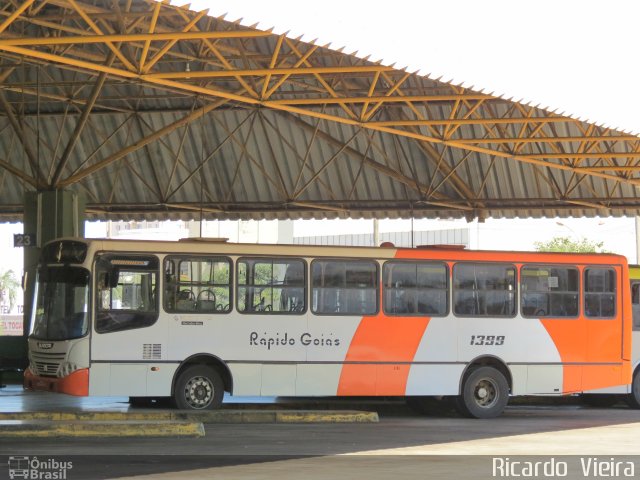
[13,233,36,247]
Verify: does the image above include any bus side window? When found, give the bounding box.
[312,260,378,315]
[453,263,515,317]
[164,256,231,314]
[237,258,306,314]
[521,266,578,318]
[584,268,616,319]
[383,261,448,316]
[632,282,640,329]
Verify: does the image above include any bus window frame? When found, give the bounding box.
[452,261,517,319]
[94,253,160,334]
[583,266,617,320]
[310,257,380,316]
[163,255,233,314]
[236,256,308,315]
[631,280,640,331]
[520,264,580,319]
[382,260,449,317]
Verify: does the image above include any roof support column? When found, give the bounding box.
[20,190,85,353]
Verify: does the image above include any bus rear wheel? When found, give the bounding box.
[627,369,640,409]
[173,365,224,410]
[457,366,509,419]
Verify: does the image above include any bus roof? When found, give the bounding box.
[44,237,629,267]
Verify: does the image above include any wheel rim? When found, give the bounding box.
[473,377,499,409]
[183,375,214,409]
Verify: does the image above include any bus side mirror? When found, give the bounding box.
[108,269,120,289]
[99,270,120,289]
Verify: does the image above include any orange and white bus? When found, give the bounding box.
[24,238,635,418]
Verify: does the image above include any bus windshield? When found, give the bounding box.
[31,266,90,340]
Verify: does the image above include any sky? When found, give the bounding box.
[171,0,640,134]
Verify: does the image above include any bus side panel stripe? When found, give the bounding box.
[337,315,430,395]
[540,319,586,393]
[541,318,625,393]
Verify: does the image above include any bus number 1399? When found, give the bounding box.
[470,335,505,346]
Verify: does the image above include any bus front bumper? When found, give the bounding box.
[24,368,89,396]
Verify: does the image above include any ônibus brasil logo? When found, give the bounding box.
[7,456,73,479]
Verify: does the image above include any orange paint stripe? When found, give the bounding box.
[337,314,430,395]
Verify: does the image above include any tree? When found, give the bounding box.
[0,269,20,312]
[533,236,606,253]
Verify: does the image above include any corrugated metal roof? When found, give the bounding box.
[0,0,638,223]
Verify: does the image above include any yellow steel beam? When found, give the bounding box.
[575,166,640,172]
[144,65,396,80]
[0,31,275,47]
[527,152,640,159]
[0,156,37,187]
[139,1,162,72]
[65,0,136,71]
[0,44,139,78]
[454,135,640,144]
[288,201,349,213]
[564,199,607,209]
[141,9,210,74]
[0,0,35,34]
[171,7,259,99]
[4,33,640,190]
[370,118,574,126]
[363,72,411,122]
[263,44,320,99]
[261,34,285,99]
[283,38,359,121]
[360,70,381,120]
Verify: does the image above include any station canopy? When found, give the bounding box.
[0,0,639,222]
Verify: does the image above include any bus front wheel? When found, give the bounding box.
[173,365,224,410]
[627,369,640,409]
[457,366,509,419]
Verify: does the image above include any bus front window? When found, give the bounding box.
[31,267,89,340]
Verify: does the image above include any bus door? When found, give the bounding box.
[90,254,165,396]
[630,280,640,366]
[584,266,623,391]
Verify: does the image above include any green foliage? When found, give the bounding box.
[533,236,606,253]
[0,269,20,311]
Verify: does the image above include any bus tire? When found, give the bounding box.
[173,365,224,410]
[458,366,509,419]
[627,369,640,409]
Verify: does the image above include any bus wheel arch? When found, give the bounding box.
[456,356,512,419]
[171,354,233,410]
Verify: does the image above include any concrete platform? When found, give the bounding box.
[0,419,205,437]
[0,409,379,423]
[0,385,378,439]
